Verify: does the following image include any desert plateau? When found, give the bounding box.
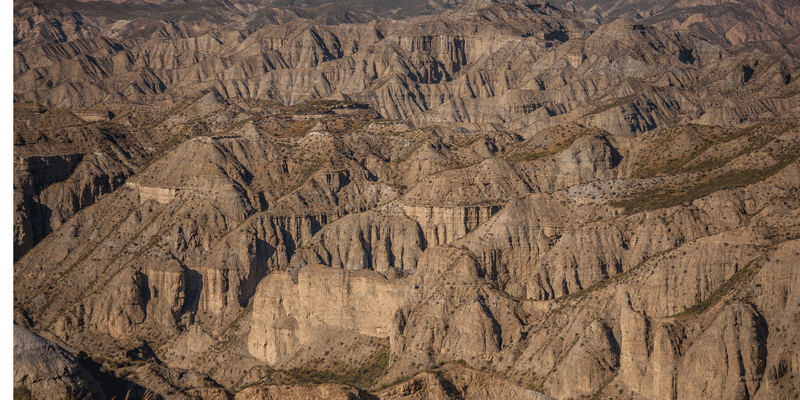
[12,0,800,398]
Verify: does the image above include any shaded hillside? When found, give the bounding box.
[14,1,800,131]
[13,94,800,399]
[12,1,800,399]
[553,0,800,54]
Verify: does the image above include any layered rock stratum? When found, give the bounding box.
[13,0,800,399]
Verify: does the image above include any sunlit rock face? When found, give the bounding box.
[12,0,800,398]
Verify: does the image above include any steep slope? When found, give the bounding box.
[14,325,106,400]
[552,0,800,54]
[13,103,158,260]
[14,96,800,398]
[14,1,800,134]
[12,2,800,399]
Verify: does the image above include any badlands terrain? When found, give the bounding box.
[13,0,800,399]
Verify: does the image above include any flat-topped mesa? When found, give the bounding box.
[247,264,418,365]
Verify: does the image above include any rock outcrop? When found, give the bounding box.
[13,325,105,400]
[248,265,417,365]
[14,1,800,135]
[12,1,800,399]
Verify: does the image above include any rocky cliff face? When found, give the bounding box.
[13,1,800,399]
[553,0,800,53]
[14,0,800,134]
[15,102,799,399]
[248,265,416,365]
[12,103,158,260]
[14,325,106,400]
